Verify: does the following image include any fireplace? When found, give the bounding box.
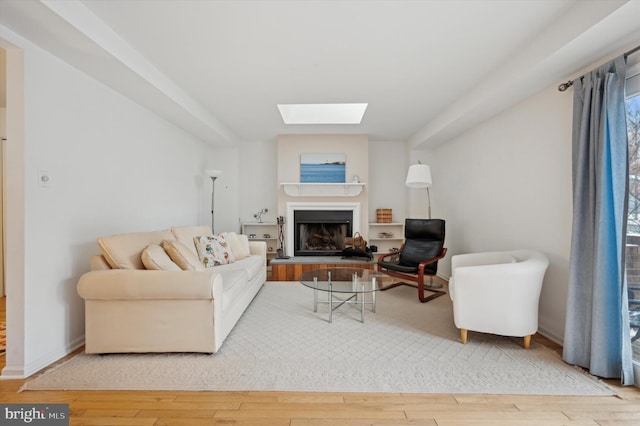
[286,202,361,257]
[294,210,352,256]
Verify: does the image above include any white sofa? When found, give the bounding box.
[77,225,266,354]
[448,249,549,348]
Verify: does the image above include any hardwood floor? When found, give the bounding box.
[1,296,640,425]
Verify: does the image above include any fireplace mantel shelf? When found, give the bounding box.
[281,182,366,197]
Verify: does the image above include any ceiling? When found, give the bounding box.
[1,0,640,148]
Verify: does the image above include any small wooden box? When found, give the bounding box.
[376,209,392,223]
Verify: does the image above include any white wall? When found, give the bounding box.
[431,84,573,343]
[238,140,279,226]
[1,27,237,378]
[199,146,241,234]
[368,141,407,222]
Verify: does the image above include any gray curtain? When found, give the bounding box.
[564,55,634,384]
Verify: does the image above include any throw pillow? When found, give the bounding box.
[162,240,205,271]
[97,229,175,269]
[227,231,251,260]
[170,225,212,256]
[194,234,236,267]
[141,244,181,271]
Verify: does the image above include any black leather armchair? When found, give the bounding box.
[377,219,447,303]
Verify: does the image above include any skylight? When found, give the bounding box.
[277,103,368,124]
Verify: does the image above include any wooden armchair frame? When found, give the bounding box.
[377,246,448,303]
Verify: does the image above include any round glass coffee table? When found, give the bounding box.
[299,267,392,323]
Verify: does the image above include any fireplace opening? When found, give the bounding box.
[294,210,352,256]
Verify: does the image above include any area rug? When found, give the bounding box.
[23,282,613,395]
[0,321,5,354]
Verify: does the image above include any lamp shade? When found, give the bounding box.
[405,164,432,188]
[205,169,223,178]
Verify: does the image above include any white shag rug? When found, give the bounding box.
[24,282,613,395]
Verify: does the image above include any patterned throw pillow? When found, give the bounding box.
[194,233,236,267]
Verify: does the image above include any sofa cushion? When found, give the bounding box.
[171,226,213,256]
[212,255,263,282]
[227,232,251,260]
[162,240,205,271]
[98,230,175,270]
[141,244,181,271]
[194,234,236,267]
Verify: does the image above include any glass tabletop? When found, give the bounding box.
[299,267,392,293]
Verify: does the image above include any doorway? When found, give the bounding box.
[0,46,6,299]
[0,46,5,366]
[0,40,23,378]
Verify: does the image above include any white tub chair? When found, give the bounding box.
[448,250,549,348]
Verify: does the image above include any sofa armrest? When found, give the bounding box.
[77,269,222,301]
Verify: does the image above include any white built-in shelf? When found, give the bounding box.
[241,222,279,267]
[280,182,366,197]
[368,222,404,253]
[369,222,404,241]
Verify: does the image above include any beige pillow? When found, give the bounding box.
[162,240,204,271]
[227,232,251,260]
[141,244,181,271]
[171,226,213,256]
[97,230,175,270]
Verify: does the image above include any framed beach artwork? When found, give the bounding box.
[300,153,346,183]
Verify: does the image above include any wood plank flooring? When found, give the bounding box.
[1,295,640,425]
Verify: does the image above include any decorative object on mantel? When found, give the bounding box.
[205,169,222,232]
[405,161,433,219]
[280,182,365,197]
[253,208,268,223]
[300,153,346,183]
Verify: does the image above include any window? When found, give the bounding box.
[625,61,640,361]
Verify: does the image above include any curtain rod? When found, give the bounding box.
[557,45,640,92]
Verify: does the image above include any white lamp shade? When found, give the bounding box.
[405,164,432,188]
[205,169,223,178]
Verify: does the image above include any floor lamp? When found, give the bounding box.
[405,162,441,289]
[405,162,432,219]
[205,169,222,232]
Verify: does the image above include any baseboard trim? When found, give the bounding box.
[537,326,564,347]
[1,335,85,379]
[0,365,26,380]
